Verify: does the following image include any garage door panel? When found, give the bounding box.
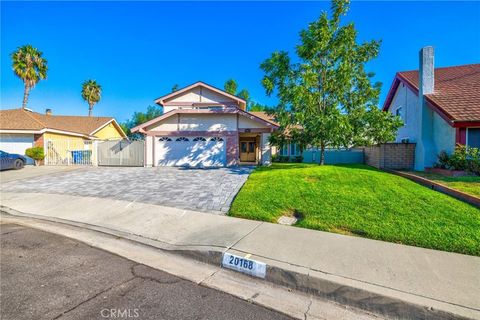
[0,134,34,155]
[156,138,226,167]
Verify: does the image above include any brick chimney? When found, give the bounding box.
[45,108,52,115]
[419,46,434,95]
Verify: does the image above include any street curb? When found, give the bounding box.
[0,206,475,320]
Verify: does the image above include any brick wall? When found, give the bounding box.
[364,143,416,170]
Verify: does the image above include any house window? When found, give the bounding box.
[175,137,189,142]
[395,106,406,124]
[290,143,300,156]
[279,145,289,156]
[193,137,207,141]
[159,137,172,142]
[467,128,480,149]
[210,137,224,142]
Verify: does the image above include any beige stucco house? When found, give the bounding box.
[131,81,279,167]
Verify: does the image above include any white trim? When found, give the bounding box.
[0,130,42,134]
[0,128,94,139]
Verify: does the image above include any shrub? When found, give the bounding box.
[292,155,304,163]
[25,146,45,165]
[436,151,450,169]
[435,145,480,175]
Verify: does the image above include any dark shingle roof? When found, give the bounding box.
[396,64,480,122]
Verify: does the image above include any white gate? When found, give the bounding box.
[45,139,97,166]
[97,139,144,166]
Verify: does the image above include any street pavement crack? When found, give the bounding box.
[304,298,313,320]
[52,276,137,319]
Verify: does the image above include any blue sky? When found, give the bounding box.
[1,1,479,122]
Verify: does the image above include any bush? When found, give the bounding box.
[435,145,480,175]
[272,155,303,163]
[25,146,45,165]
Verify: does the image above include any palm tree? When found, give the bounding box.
[11,45,48,109]
[81,80,102,116]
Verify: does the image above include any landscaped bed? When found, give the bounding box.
[408,171,480,198]
[229,163,480,256]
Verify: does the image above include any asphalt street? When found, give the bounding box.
[0,223,292,320]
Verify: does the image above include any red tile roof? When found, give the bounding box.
[384,64,480,123]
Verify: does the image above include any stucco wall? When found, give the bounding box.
[388,83,420,143]
[147,114,178,131]
[260,133,271,165]
[145,135,153,166]
[166,87,236,104]
[178,114,237,131]
[432,112,456,155]
[238,116,269,129]
[94,122,124,140]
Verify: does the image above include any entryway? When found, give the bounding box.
[239,135,259,164]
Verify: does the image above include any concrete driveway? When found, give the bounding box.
[0,166,253,214]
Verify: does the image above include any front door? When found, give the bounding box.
[240,140,256,162]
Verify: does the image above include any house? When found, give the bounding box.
[0,108,126,156]
[131,81,279,167]
[383,47,480,171]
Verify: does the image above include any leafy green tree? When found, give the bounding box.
[248,101,269,112]
[261,0,401,164]
[237,89,250,102]
[224,79,238,95]
[11,45,48,109]
[122,105,163,137]
[81,80,102,116]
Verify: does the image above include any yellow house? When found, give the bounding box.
[0,108,126,163]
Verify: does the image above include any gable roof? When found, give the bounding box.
[0,108,126,138]
[154,81,247,110]
[383,64,480,124]
[130,108,279,133]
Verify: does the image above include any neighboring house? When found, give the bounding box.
[0,108,126,156]
[132,81,279,167]
[383,47,480,171]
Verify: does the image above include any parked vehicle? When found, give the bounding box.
[0,150,26,170]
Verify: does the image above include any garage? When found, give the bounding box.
[0,134,34,155]
[155,136,226,167]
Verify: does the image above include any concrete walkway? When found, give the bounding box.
[1,192,479,320]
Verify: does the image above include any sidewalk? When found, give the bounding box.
[1,192,479,320]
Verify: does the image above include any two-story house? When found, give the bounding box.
[131,82,279,167]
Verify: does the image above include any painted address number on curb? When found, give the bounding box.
[222,253,266,278]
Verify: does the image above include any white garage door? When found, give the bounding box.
[0,134,34,155]
[155,136,226,167]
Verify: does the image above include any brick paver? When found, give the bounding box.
[1,166,253,214]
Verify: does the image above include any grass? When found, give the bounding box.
[229,163,480,256]
[408,171,480,198]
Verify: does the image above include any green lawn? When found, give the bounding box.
[229,164,480,256]
[408,171,480,198]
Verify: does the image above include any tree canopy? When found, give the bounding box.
[121,105,163,138]
[261,0,402,164]
[11,45,48,108]
[81,80,102,117]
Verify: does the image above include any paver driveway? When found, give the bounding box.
[0,166,253,214]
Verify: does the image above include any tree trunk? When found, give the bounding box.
[22,85,30,109]
[319,143,325,165]
[88,104,93,116]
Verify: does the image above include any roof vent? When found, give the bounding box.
[46,108,52,115]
